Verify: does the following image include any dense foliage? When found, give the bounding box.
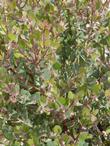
[0,0,110,145]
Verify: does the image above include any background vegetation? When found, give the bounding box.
[0,0,110,145]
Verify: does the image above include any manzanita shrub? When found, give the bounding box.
[0,0,110,146]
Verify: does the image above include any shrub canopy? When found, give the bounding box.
[0,0,110,146]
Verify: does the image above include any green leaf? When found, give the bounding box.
[8,33,17,41]
[96,0,101,9]
[19,89,31,104]
[28,139,34,145]
[59,97,66,105]
[106,127,110,134]
[0,25,6,35]
[105,89,110,97]
[68,91,75,99]
[53,125,62,134]
[31,129,40,146]
[2,125,14,140]
[77,141,88,146]
[79,132,93,140]
[91,84,101,94]
[27,92,40,105]
[46,140,56,146]
[82,107,91,117]
[53,62,61,70]
[77,132,92,146]
[12,141,21,146]
[14,52,23,58]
